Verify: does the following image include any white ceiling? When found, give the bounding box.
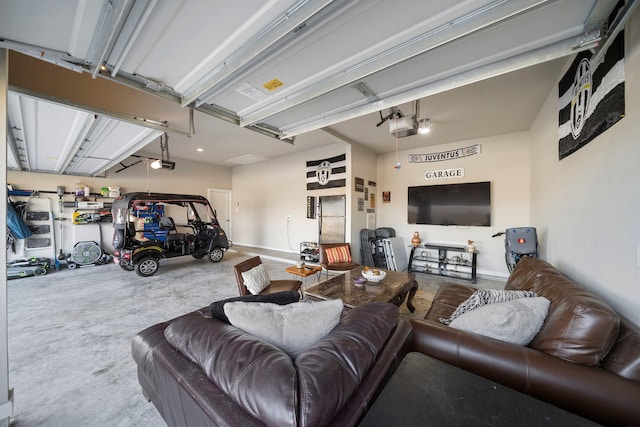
[1,0,623,174]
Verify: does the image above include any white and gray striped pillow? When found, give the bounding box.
[439,289,538,325]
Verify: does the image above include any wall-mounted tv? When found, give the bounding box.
[408,181,491,226]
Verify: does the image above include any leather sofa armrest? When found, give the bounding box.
[409,319,640,426]
[330,319,413,427]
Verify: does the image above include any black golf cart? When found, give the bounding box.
[111,192,230,277]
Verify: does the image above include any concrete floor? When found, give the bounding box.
[7,245,504,426]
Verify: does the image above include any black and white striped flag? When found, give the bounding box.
[558,5,625,160]
[306,154,346,190]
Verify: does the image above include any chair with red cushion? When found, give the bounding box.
[319,243,360,277]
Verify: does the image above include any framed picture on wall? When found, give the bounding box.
[306,196,316,219]
[382,191,390,203]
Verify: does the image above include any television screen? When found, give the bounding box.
[408,182,491,226]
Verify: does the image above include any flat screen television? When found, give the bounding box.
[408,181,491,226]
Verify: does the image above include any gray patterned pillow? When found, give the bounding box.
[439,289,537,325]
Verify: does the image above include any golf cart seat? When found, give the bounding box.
[159,217,186,241]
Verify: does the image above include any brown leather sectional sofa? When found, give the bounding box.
[132,302,412,427]
[132,257,640,426]
[413,256,640,426]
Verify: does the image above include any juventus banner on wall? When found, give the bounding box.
[306,154,346,190]
[558,5,625,160]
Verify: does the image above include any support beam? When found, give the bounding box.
[1,47,15,427]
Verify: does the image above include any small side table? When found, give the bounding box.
[285,265,322,284]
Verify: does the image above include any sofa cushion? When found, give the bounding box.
[241,264,271,295]
[295,302,400,427]
[164,315,298,427]
[439,289,538,325]
[424,283,476,322]
[325,245,352,264]
[528,287,621,365]
[224,299,343,357]
[449,297,550,346]
[163,302,399,427]
[209,291,300,323]
[507,257,621,366]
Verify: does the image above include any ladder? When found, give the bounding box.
[23,196,55,259]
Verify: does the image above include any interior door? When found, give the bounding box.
[208,189,232,240]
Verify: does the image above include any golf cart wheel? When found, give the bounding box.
[192,252,205,259]
[135,256,160,277]
[34,267,47,276]
[207,247,224,263]
[67,262,78,269]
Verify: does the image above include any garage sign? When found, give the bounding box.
[424,168,465,180]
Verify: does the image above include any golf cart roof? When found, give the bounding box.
[113,192,210,208]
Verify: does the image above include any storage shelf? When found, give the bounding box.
[409,243,477,284]
[411,256,472,267]
[300,241,319,263]
[24,196,54,255]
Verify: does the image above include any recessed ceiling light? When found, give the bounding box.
[197,148,203,152]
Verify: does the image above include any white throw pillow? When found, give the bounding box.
[224,299,344,357]
[439,289,538,325]
[449,297,550,346]
[241,264,271,295]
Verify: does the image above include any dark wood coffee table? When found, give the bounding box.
[304,266,418,312]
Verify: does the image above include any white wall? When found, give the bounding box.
[349,141,379,262]
[231,142,348,254]
[528,9,640,324]
[376,132,531,277]
[7,156,231,258]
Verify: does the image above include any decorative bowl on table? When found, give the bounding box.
[353,276,367,286]
[361,268,386,283]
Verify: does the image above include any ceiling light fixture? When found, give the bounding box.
[150,159,175,170]
[149,132,175,170]
[417,118,431,134]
